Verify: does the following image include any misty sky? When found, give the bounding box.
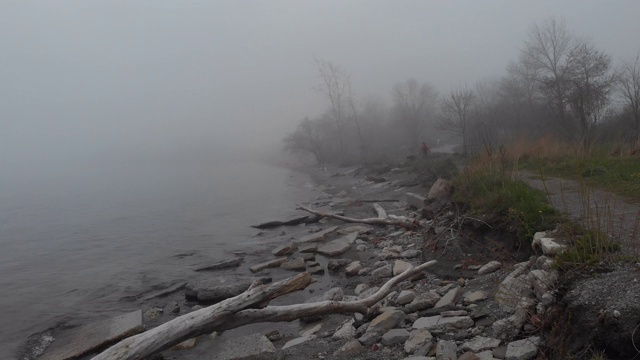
[1,1,639,171]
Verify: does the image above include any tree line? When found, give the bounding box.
[284,17,640,165]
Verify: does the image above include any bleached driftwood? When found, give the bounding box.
[92,261,436,360]
[372,203,387,219]
[296,203,418,229]
[91,273,312,360]
[216,260,437,330]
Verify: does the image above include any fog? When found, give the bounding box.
[1,1,639,177]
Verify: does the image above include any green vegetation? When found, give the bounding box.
[520,153,640,202]
[452,157,560,242]
[552,222,621,270]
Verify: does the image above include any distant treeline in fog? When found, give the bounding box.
[284,17,640,165]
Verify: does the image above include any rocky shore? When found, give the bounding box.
[34,156,640,360]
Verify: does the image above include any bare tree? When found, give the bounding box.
[392,79,439,147]
[438,86,476,154]
[314,58,350,157]
[521,16,575,135]
[618,51,640,144]
[564,39,616,149]
[283,117,329,165]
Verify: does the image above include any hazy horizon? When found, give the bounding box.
[2,1,639,174]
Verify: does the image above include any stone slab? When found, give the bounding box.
[40,310,143,360]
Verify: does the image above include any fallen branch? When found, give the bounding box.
[217,260,437,331]
[296,203,419,229]
[91,273,312,360]
[92,261,436,360]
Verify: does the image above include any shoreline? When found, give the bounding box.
[34,157,561,360]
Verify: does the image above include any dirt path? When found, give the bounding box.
[519,171,640,258]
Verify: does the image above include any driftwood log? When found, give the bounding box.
[296,203,419,229]
[92,261,436,360]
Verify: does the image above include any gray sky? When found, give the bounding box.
[1,1,639,169]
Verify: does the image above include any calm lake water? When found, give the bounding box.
[0,156,311,359]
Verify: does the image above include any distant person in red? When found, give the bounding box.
[421,142,430,157]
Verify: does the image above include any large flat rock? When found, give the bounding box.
[297,226,339,243]
[317,240,351,257]
[40,310,143,360]
[213,333,276,360]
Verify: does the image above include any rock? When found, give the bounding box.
[345,261,363,276]
[462,291,488,305]
[412,315,474,331]
[476,351,495,360]
[401,249,422,259]
[282,336,312,349]
[333,319,356,340]
[339,225,373,234]
[404,357,436,360]
[492,346,507,359]
[300,322,322,337]
[327,258,351,271]
[298,226,339,243]
[405,192,427,209]
[528,269,558,299]
[458,352,479,360]
[358,286,380,299]
[405,329,433,354]
[562,267,640,358]
[250,258,287,273]
[495,265,533,310]
[461,336,502,352]
[404,291,442,312]
[539,238,566,255]
[435,339,457,360]
[281,257,306,270]
[307,265,325,275]
[359,309,406,345]
[434,286,461,308]
[317,240,351,257]
[393,260,412,276]
[355,283,370,295]
[381,328,410,346]
[356,244,367,251]
[333,339,366,357]
[308,287,344,302]
[164,301,180,314]
[214,333,276,360]
[396,290,416,305]
[504,336,541,360]
[372,264,393,278]
[194,257,244,272]
[144,307,163,321]
[171,337,199,350]
[272,242,298,256]
[440,310,467,317]
[535,255,554,270]
[477,261,501,275]
[39,310,144,360]
[299,243,318,253]
[426,178,454,202]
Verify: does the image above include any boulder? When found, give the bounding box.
[426,178,453,202]
[359,309,406,345]
[477,260,501,275]
[393,260,412,276]
[298,226,339,243]
[39,311,143,360]
[404,329,433,354]
[250,258,286,273]
[434,286,461,308]
[412,315,474,331]
[333,319,356,340]
[403,291,442,312]
[213,333,276,360]
[396,290,416,305]
[372,264,393,278]
[272,242,297,256]
[281,257,306,270]
[317,240,351,257]
[435,339,457,360]
[381,328,410,346]
[505,336,541,360]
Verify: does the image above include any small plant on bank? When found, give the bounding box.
[553,222,621,270]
